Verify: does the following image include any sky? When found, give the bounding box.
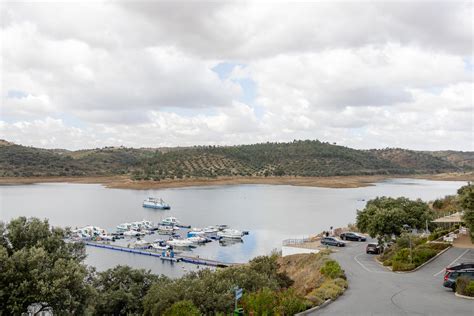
[0,0,473,151]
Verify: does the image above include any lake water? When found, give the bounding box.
[0,179,465,277]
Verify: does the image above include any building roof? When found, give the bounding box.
[432,212,463,223]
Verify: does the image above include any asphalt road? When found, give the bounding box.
[311,241,474,316]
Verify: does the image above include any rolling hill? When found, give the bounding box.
[0,140,472,179]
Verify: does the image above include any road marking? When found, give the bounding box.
[433,249,470,277]
[354,253,373,272]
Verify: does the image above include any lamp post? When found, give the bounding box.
[402,224,412,264]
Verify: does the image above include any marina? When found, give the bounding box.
[84,241,232,267]
[1,179,466,275]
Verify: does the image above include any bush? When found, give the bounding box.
[412,247,436,266]
[163,301,200,316]
[311,279,345,301]
[320,260,345,279]
[456,276,470,295]
[392,261,416,271]
[242,288,278,315]
[464,281,474,297]
[276,289,309,315]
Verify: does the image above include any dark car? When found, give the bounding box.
[321,237,346,247]
[366,242,383,254]
[443,269,474,291]
[443,262,474,291]
[340,232,366,241]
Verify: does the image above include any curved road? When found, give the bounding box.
[312,241,474,315]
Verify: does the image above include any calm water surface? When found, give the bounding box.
[0,179,465,277]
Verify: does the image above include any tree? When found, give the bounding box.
[163,300,201,316]
[90,265,161,315]
[459,183,474,240]
[0,217,91,315]
[356,197,434,240]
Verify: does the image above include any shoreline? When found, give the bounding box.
[0,172,472,190]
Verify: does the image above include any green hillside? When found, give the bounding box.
[0,140,471,179]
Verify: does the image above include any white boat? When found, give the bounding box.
[203,226,219,233]
[116,223,131,232]
[143,197,170,209]
[133,239,151,249]
[217,229,244,239]
[157,225,178,234]
[74,226,107,238]
[160,217,180,226]
[166,238,193,248]
[152,243,170,250]
[187,236,208,244]
[123,230,143,237]
[97,234,114,241]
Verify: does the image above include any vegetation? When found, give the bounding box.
[456,277,474,297]
[356,197,435,241]
[0,216,347,315]
[90,265,160,315]
[379,235,450,271]
[458,183,474,241]
[1,139,471,179]
[0,217,91,315]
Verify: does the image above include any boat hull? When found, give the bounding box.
[142,203,170,210]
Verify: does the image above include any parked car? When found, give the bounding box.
[321,237,346,247]
[445,262,474,272]
[366,242,383,254]
[340,232,366,241]
[443,264,474,291]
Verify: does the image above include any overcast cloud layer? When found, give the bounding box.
[1,0,472,150]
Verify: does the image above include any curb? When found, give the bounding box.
[374,257,393,271]
[374,245,452,274]
[455,292,474,300]
[295,299,333,316]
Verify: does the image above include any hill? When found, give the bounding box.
[0,139,472,179]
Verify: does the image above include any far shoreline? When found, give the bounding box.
[0,173,472,190]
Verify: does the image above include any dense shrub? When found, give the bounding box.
[242,288,278,315]
[310,279,346,301]
[392,261,416,271]
[163,301,201,316]
[143,255,296,315]
[464,281,474,296]
[320,260,345,279]
[455,276,471,295]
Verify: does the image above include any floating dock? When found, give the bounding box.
[84,241,232,267]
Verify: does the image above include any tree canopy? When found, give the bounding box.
[356,197,434,240]
[0,217,90,315]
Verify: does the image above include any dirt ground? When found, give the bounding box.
[1,172,472,190]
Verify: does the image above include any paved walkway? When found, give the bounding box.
[310,240,474,316]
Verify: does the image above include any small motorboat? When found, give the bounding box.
[203,226,219,233]
[187,236,209,244]
[133,239,151,249]
[143,197,171,209]
[160,217,180,226]
[166,238,194,248]
[158,225,179,234]
[116,223,131,232]
[217,229,244,239]
[123,230,143,237]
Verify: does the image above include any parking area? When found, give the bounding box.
[310,240,474,315]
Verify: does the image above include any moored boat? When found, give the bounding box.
[143,197,170,209]
[160,217,180,226]
[217,228,244,239]
[166,238,194,248]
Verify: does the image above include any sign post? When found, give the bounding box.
[234,287,243,313]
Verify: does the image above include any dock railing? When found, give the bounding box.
[282,237,314,246]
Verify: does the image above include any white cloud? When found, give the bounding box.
[0,1,472,150]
